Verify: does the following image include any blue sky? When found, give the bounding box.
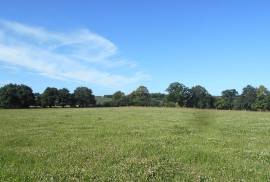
[0,0,270,96]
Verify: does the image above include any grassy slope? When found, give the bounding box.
[0,107,270,181]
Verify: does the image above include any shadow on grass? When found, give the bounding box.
[188,110,216,132]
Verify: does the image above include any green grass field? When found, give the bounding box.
[0,108,270,181]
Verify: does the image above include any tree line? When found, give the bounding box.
[0,84,95,108]
[1,82,270,111]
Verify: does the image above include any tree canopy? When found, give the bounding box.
[58,88,71,108]
[41,87,59,108]
[215,89,238,110]
[74,87,96,107]
[129,86,151,106]
[0,84,34,108]
[166,82,192,107]
[190,85,213,108]
[112,91,126,106]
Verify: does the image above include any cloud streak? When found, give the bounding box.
[0,20,149,87]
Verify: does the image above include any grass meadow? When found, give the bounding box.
[0,107,270,181]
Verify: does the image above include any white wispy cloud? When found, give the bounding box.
[0,19,149,87]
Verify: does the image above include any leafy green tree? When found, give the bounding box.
[18,84,35,107]
[74,87,96,107]
[1,84,25,108]
[58,88,71,108]
[216,89,238,110]
[265,94,270,111]
[239,85,257,110]
[129,86,151,106]
[253,85,269,111]
[41,87,59,108]
[166,82,192,107]
[0,84,34,108]
[112,91,126,106]
[190,85,213,108]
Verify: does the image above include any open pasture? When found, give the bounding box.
[0,108,270,181]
